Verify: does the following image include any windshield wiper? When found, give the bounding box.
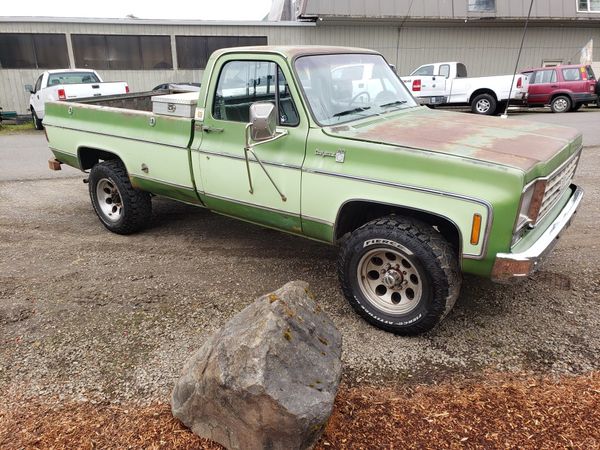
[332,106,371,118]
[379,100,407,108]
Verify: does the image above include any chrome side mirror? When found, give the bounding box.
[249,102,277,142]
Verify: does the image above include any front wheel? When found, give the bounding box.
[31,109,43,130]
[89,160,152,234]
[338,216,461,335]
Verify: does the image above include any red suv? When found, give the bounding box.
[521,64,598,113]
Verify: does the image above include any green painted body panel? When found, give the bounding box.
[129,176,202,206]
[44,46,583,280]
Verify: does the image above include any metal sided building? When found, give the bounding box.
[2,0,600,114]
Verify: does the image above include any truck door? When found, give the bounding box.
[195,55,308,233]
[31,74,44,115]
[527,69,557,105]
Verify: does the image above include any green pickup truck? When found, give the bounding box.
[45,46,583,335]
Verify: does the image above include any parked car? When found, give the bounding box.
[43,46,582,335]
[152,82,201,92]
[401,62,528,115]
[520,64,598,113]
[29,69,129,129]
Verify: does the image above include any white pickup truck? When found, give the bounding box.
[29,69,129,129]
[401,62,528,115]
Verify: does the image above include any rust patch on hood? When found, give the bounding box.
[325,108,581,171]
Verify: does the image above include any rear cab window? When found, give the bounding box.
[439,64,451,78]
[47,72,100,86]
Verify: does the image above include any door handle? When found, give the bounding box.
[551,85,559,88]
[201,125,224,133]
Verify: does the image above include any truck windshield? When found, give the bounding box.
[295,54,418,126]
[47,72,100,86]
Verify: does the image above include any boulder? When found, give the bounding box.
[171,281,342,450]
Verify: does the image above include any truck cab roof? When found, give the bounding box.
[210,45,380,61]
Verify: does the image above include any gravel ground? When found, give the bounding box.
[1,138,599,405]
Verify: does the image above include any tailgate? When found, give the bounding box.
[64,82,128,99]
[401,75,446,98]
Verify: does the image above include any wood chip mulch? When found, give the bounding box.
[1,372,599,449]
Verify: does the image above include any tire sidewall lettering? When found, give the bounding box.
[363,238,413,256]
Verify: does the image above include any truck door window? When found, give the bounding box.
[456,64,468,78]
[277,66,299,126]
[213,60,299,126]
[411,65,434,76]
[439,64,450,78]
[34,75,43,92]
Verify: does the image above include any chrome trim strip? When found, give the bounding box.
[492,184,583,282]
[194,148,303,170]
[44,123,189,151]
[303,168,493,259]
[203,192,299,217]
[130,174,193,191]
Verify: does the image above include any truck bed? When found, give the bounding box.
[72,90,171,112]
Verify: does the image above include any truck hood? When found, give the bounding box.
[323,107,582,173]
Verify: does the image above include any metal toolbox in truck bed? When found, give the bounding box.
[151,92,198,118]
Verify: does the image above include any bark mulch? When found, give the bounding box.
[1,372,599,449]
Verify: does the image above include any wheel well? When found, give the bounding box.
[469,88,497,104]
[550,93,573,103]
[78,147,122,170]
[334,201,462,256]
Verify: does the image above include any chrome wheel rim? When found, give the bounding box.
[357,248,423,315]
[554,98,568,112]
[96,178,123,222]
[476,99,491,113]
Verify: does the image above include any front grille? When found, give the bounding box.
[537,152,580,221]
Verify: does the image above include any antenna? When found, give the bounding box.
[501,0,535,119]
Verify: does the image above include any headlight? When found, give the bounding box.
[513,180,547,243]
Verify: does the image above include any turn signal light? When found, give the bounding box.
[58,89,66,100]
[516,77,522,89]
[470,214,482,245]
[412,79,421,92]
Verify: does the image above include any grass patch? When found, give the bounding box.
[0,122,35,135]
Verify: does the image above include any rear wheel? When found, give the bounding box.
[338,216,461,335]
[551,95,571,113]
[31,108,43,130]
[471,93,497,115]
[89,160,152,235]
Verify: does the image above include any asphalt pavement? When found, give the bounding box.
[0,132,80,181]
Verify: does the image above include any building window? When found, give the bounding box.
[176,36,267,69]
[578,0,600,12]
[72,34,173,70]
[0,33,69,69]
[468,0,495,12]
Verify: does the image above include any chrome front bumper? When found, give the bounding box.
[491,184,583,283]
